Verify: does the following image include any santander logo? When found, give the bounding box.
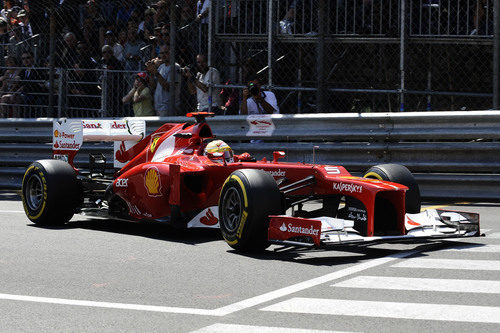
[82,121,102,129]
[200,208,218,225]
[111,121,126,129]
[280,223,319,236]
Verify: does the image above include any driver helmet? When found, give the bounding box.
[205,140,234,163]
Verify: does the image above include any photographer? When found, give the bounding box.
[183,54,221,113]
[240,79,280,115]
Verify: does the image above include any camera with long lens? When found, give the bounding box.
[248,82,260,96]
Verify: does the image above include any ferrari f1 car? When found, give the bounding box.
[21,113,480,252]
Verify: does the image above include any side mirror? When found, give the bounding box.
[272,151,286,163]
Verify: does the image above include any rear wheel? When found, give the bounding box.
[219,169,283,252]
[22,159,82,225]
[364,163,421,213]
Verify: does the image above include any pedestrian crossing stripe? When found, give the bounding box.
[261,298,500,323]
[190,323,355,333]
[333,276,500,293]
[392,258,500,270]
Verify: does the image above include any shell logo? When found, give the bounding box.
[54,130,59,137]
[144,166,162,196]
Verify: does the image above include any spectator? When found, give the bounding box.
[82,0,105,53]
[123,30,145,71]
[12,50,45,115]
[0,55,20,117]
[16,9,31,37]
[76,41,98,69]
[0,17,9,47]
[195,0,210,53]
[140,7,156,40]
[240,79,279,115]
[104,30,124,62]
[146,45,181,116]
[100,44,125,116]
[116,0,136,30]
[59,32,79,68]
[8,25,28,60]
[183,54,221,113]
[154,1,169,26]
[122,72,155,116]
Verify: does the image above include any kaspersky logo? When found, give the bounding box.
[280,223,319,236]
[333,182,363,194]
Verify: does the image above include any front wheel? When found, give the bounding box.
[22,159,82,225]
[364,163,421,213]
[219,169,283,252]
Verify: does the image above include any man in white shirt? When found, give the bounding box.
[240,80,280,115]
[147,45,181,116]
[184,54,221,112]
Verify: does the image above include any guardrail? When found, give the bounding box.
[1,111,500,200]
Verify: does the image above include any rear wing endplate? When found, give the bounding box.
[52,119,146,168]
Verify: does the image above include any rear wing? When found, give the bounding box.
[52,119,146,168]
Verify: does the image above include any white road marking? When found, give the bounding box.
[0,210,24,213]
[190,323,355,333]
[0,293,218,316]
[443,244,500,252]
[212,249,420,316]
[333,276,500,293]
[0,249,420,316]
[261,298,500,323]
[392,258,500,270]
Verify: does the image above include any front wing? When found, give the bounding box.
[268,209,480,249]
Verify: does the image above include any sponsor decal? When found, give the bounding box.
[111,121,126,130]
[53,154,69,162]
[150,136,160,153]
[262,169,286,177]
[200,208,218,225]
[246,114,276,136]
[280,222,320,236]
[333,182,363,194]
[82,121,103,129]
[127,203,141,216]
[53,141,81,150]
[115,178,128,188]
[53,130,59,137]
[144,166,162,196]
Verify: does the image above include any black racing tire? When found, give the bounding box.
[21,159,82,225]
[219,169,283,252]
[364,164,421,214]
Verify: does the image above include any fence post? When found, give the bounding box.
[316,0,326,113]
[208,0,213,110]
[48,2,56,117]
[399,0,408,111]
[169,0,177,115]
[57,68,66,118]
[101,70,108,117]
[494,0,500,109]
[267,0,274,87]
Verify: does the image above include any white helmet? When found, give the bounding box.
[205,140,234,163]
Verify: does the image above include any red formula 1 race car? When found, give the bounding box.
[21,113,480,252]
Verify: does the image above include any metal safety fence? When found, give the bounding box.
[1,111,500,200]
[0,0,492,117]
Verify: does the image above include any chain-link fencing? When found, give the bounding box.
[0,0,496,118]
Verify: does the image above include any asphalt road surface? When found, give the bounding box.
[0,191,499,332]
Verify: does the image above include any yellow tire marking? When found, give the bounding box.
[23,166,47,220]
[231,175,248,208]
[364,172,383,180]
